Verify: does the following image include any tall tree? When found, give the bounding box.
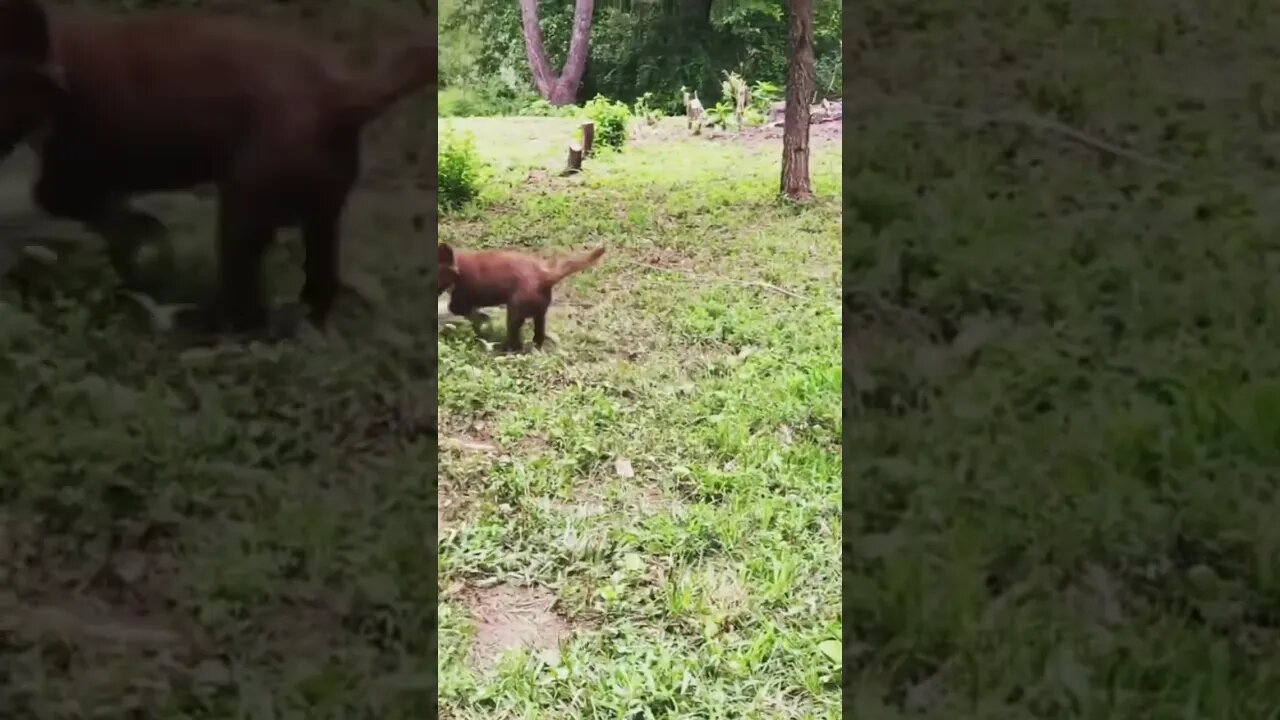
[780,0,814,200]
[518,0,596,106]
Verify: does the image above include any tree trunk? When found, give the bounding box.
[563,143,583,175]
[581,121,595,157]
[518,0,597,106]
[781,0,815,201]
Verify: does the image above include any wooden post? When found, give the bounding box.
[562,143,583,175]
[581,121,595,157]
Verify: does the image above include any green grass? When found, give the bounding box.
[0,103,432,720]
[844,0,1280,716]
[439,116,585,175]
[437,121,841,717]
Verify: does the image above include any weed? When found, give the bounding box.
[438,127,489,212]
[750,80,782,113]
[522,98,582,118]
[632,92,665,126]
[581,95,633,151]
[707,99,736,129]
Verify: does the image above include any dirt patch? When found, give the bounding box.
[440,435,498,454]
[627,482,667,515]
[631,118,842,149]
[632,247,702,273]
[461,583,574,672]
[717,120,843,148]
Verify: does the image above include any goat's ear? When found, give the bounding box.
[0,0,52,65]
[437,243,454,265]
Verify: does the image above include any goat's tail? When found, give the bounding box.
[545,247,606,287]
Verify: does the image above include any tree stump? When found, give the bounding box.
[581,121,595,157]
[562,142,583,176]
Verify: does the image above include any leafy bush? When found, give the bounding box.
[750,80,783,113]
[522,98,582,118]
[438,88,481,118]
[721,71,747,103]
[582,95,632,150]
[438,128,487,211]
[438,66,539,117]
[707,100,735,128]
[632,92,664,125]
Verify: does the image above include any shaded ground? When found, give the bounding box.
[0,6,433,718]
[844,0,1280,716]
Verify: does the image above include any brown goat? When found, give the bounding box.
[0,0,433,333]
[438,243,605,351]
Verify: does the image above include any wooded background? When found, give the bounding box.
[441,0,842,114]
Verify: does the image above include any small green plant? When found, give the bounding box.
[438,88,483,118]
[522,98,581,118]
[720,70,750,129]
[707,100,735,128]
[438,127,487,211]
[582,95,632,150]
[438,65,540,118]
[750,80,782,114]
[522,98,557,116]
[632,92,664,126]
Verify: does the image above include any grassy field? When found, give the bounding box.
[845,0,1280,716]
[436,117,841,718]
[0,10,433,718]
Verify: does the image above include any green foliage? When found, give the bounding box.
[438,88,486,118]
[438,127,487,211]
[440,0,482,88]
[445,0,841,111]
[721,70,746,103]
[750,79,782,112]
[438,63,540,118]
[521,98,582,118]
[632,92,665,125]
[707,99,735,128]
[581,95,632,151]
[814,39,842,98]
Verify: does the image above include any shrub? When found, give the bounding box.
[750,80,783,114]
[438,127,487,212]
[707,100,735,128]
[438,88,482,118]
[581,95,632,150]
[632,92,664,125]
[522,98,582,118]
[438,67,539,118]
